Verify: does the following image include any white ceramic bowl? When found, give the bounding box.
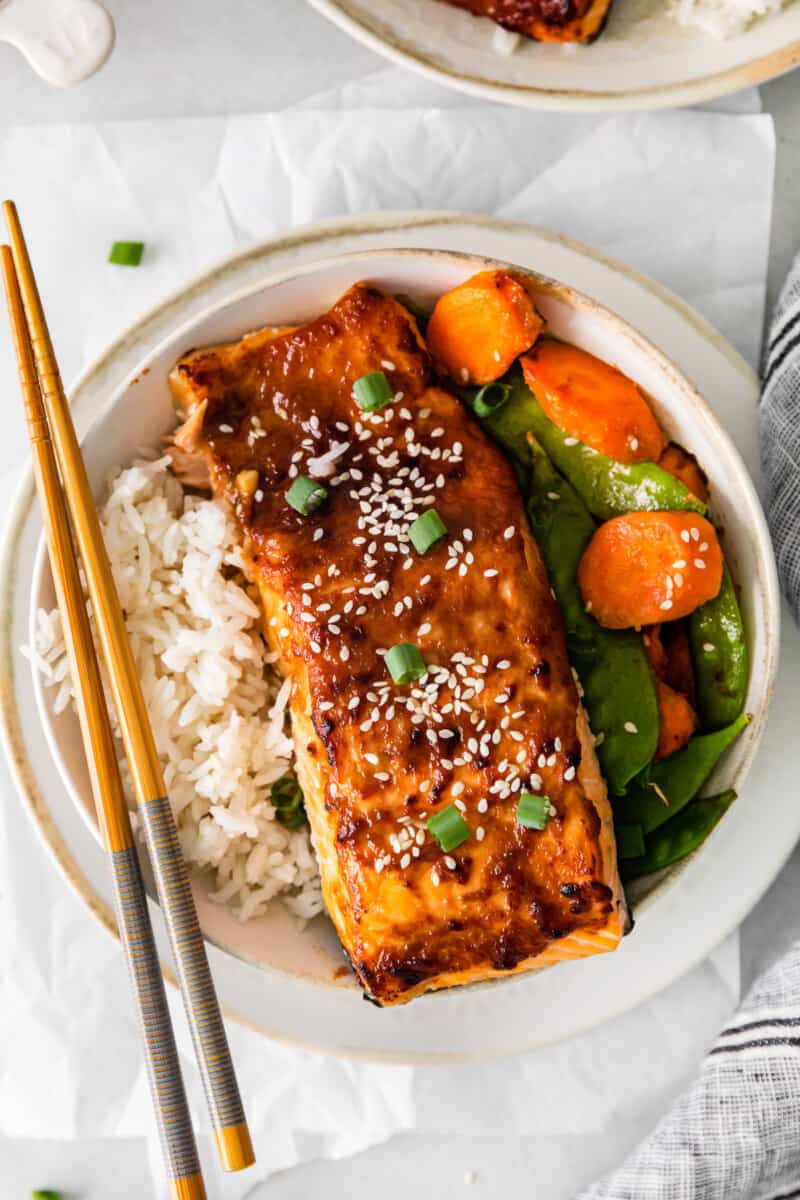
[308,0,800,111]
[30,248,780,991]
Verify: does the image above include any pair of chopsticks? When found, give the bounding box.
[1,202,255,1199]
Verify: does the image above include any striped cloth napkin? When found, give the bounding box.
[576,259,800,1199]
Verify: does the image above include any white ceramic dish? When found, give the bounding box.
[308,0,800,110]
[1,213,795,1061]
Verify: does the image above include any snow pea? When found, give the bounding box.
[481,368,708,521]
[621,789,736,881]
[526,436,659,795]
[613,712,750,834]
[689,564,749,731]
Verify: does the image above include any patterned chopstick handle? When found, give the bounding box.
[140,795,254,1173]
[110,846,206,1200]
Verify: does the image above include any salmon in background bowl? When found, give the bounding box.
[27,248,779,1005]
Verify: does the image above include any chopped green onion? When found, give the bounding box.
[32,1192,62,1200]
[409,508,448,555]
[615,822,646,860]
[108,240,144,267]
[270,772,307,829]
[516,792,553,830]
[286,475,328,515]
[470,381,511,419]
[427,804,471,852]
[353,370,393,412]
[385,642,426,685]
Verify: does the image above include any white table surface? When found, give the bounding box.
[1,2,799,1196]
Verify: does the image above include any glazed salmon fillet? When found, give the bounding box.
[439,0,614,43]
[168,283,628,1006]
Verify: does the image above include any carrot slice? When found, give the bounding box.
[577,511,723,629]
[642,624,698,760]
[653,680,698,761]
[521,340,667,464]
[642,623,668,678]
[426,270,543,385]
[659,443,709,503]
[661,619,696,702]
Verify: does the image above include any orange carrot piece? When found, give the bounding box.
[659,443,709,503]
[642,624,698,759]
[642,623,668,678]
[654,679,698,761]
[661,619,696,703]
[426,270,543,386]
[521,340,667,464]
[577,511,723,629]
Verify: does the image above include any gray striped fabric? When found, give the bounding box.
[761,252,800,624]
[576,940,800,1199]
[575,271,800,1200]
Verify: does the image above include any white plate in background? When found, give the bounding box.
[308,0,800,109]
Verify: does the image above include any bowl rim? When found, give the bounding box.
[307,0,800,112]
[24,243,781,993]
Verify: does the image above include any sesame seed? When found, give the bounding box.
[484,569,499,578]
[694,558,706,570]
[218,423,233,434]
[547,492,560,501]
[690,528,700,542]
[477,798,488,814]
[444,855,457,869]
[624,721,638,734]
[313,528,324,542]
[452,781,465,797]
[564,765,576,781]
[497,659,511,670]
[564,437,579,446]
[673,559,687,569]
[680,530,691,543]
[418,622,432,636]
[476,826,485,842]
[431,869,440,886]
[400,853,411,869]
[660,599,673,610]
[503,526,515,540]
[365,753,379,765]
[255,489,264,502]
[629,437,639,451]
[375,772,390,782]
[703,642,715,652]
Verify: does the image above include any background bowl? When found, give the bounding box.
[30,247,779,995]
[308,0,800,111]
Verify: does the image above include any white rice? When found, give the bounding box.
[673,0,785,37]
[27,454,323,925]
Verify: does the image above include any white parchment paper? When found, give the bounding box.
[0,75,774,1198]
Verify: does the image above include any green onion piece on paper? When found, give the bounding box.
[286,475,328,515]
[108,240,144,266]
[32,1192,63,1200]
[409,508,448,554]
[615,822,646,860]
[427,803,471,852]
[270,772,307,830]
[385,642,426,685]
[471,381,511,419]
[353,370,393,412]
[516,791,553,830]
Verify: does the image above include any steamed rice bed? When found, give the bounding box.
[29,455,324,925]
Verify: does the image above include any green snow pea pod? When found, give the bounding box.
[480,368,707,521]
[526,437,659,795]
[621,789,736,881]
[689,564,749,731]
[613,712,750,834]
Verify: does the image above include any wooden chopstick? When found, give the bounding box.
[3,201,255,1176]
[1,244,207,1200]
